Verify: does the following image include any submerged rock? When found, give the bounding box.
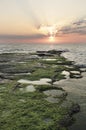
[59,103,80,127]
[43,89,66,98]
[68,103,80,116]
[44,89,67,103]
[59,114,74,127]
[45,96,60,103]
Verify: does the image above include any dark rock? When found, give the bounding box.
[36,50,69,57]
[59,103,80,127]
[47,49,69,55]
[12,83,21,91]
[36,51,46,53]
[47,50,62,55]
[68,103,80,116]
[70,74,82,79]
[51,74,57,84]
[59,114,74,127]
[1,68,34,74]
[77,64,86,68]
[37,53,46,57]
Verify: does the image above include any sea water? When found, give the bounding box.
[0,43,86,66]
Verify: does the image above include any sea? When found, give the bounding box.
[0,43,86,66]
[0,42,86,130]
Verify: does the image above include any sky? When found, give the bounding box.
[0,0,86,44]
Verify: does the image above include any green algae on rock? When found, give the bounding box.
[0,50,81,130]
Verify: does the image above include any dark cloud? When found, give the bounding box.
[57,18,86,36]
[73,19,86,25]
[0,34,46,40]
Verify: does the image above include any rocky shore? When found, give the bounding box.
[0,50,82,130]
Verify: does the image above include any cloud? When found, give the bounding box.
[0,34,46,40]
[57,18,86,36]
[38,24,57,37]
[73,19,86,25]
[0,34,47,44]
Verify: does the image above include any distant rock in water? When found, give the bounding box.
[36,49,69,57]
[47,49,68,55]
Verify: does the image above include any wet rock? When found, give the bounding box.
[53,79,66,86]
[70,71,82,78]
[47,50,66,55]
[44,53,54,56]
[0,73,5,79]
[36,53,46,57]
[18,78,51,85]
[37,51,46,53]
[14,72,31,76]
[70,71,80,74]
[70,74,82,79]
[77,64,86,68]
[65,65,74,69]
[25,85,36,92]
[36,50,68,57]
[0,73,14,80]
[0,64,13,70]
[80,68,86,72]
[19,85,36,93]
[28,55,40,59]
[37,52,54,57]
[61,71,70,79]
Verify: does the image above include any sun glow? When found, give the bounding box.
[39,24,57,43]
[49,36,55,42]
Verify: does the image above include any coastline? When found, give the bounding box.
[0,50,82,130]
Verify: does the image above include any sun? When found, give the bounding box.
[49,36,55,42]
[39,24,57,43]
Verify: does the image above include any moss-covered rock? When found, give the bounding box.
[0,50,81,130]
